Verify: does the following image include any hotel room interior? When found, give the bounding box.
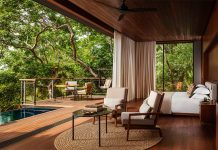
[1,0,218,149]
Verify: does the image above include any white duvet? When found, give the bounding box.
[161,92,202,114]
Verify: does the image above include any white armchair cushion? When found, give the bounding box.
[139,98,150,113]
[121,112,154,125]
[106,88,126,99]
[65,87,75,90]
[121,112,145,124]
[147,91,158,108]
[104,98,123,110]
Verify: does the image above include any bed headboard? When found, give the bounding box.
[205,82,217,100]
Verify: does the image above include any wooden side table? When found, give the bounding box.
[200,100,216,123]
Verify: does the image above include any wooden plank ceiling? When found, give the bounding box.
[37,0,215,42]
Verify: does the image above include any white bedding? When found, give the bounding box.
[171,92,202,114]
[161,92,202,114]
[160,92,174,114]
[161,82,217,115]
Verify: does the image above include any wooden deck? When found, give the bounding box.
[0,96,104,148]
[0,98,215,150]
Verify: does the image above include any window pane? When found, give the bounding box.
[155,44,163,91]
[156,43,193,92]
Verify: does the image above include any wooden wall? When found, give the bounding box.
[202,1,218,82]
[193,40,202,84]
[202,1,218,149]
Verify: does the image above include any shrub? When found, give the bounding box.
[0,71,20,111]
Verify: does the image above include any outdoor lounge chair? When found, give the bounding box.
[93,87,128,126]
[76,82,93,99]
[100,78,112,90]
[64,81,78,98]
[121,91,164,140]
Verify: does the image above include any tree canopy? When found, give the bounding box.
[156,43,193,91]
[0,0,113,111]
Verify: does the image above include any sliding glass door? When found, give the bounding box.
[156,43,193,91]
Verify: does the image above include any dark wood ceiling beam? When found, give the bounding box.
[34,0,114,37]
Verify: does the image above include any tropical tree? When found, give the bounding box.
[156,43,193,91]
[0,0,113,111]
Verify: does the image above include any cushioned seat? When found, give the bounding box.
[93,87,128,126]
[121,91,164,140]
[104,98,124,109]
[76,82,93,99]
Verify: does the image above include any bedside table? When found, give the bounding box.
[200,100,216,123]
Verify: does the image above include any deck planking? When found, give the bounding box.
[0,97,104,145]
[0,98,215,150]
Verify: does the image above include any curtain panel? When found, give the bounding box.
[135,42,156,99]
[112,31,136,101]
[112,31,156,100]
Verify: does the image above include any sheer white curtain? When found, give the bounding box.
[135,42,156,99]
[113,31,156,100]
[112,31,135,101]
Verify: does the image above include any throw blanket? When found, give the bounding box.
[161,92,174,114]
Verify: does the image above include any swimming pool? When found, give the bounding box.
[0,107,56,125]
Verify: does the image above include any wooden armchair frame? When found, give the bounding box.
[123,93,164,141]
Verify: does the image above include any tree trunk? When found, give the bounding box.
[165,56,175,90]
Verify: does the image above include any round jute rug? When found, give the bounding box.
[54,122,162,150]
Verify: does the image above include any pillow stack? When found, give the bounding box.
[191,84,210,100]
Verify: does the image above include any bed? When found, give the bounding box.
[161,82,217,115]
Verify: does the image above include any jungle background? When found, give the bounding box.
[0,0,193,111]
[0,0,113,111]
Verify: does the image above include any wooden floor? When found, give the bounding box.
[0,96,104,147]
[0,98,215,150]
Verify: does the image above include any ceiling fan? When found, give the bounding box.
[95,0,157,21]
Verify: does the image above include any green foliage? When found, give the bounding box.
[0,0,113,110]
[0,71,20,111]
[156,43,193,91]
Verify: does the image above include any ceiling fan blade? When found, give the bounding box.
[128,8,157,13]
[118,14,125,21]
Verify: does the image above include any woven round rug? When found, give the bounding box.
[54,122,162,150]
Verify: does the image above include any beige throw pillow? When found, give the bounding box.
[187,84,196,98]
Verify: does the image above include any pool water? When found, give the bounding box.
[0,107,56,125]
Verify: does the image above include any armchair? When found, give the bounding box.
[121,91,164,140]
[100,78,112,90]
[64,81,78,98]
[77,82,93,99]
[93,87,128,126]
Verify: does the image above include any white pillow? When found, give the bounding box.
[193,87,210,95]
[196,84,206,88]
[104,98,123,109]
[191,93,210,99]
[139,98,150,113]
[147,91,158,108]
